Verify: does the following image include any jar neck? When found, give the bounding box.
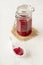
[15,11,32,19]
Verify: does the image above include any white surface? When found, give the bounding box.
[0,0,43,65]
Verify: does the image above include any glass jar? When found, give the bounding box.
[15,4,34,36]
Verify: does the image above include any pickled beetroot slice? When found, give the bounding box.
[13,47,24,56]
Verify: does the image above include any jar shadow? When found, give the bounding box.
[11,25,39,41]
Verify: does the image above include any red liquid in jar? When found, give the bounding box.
[17,15,32,36]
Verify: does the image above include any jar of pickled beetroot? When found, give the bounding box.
[15,5,34,36]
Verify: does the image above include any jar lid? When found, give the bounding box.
[15,4,35,18]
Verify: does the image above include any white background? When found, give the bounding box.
[0,0,43,65]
